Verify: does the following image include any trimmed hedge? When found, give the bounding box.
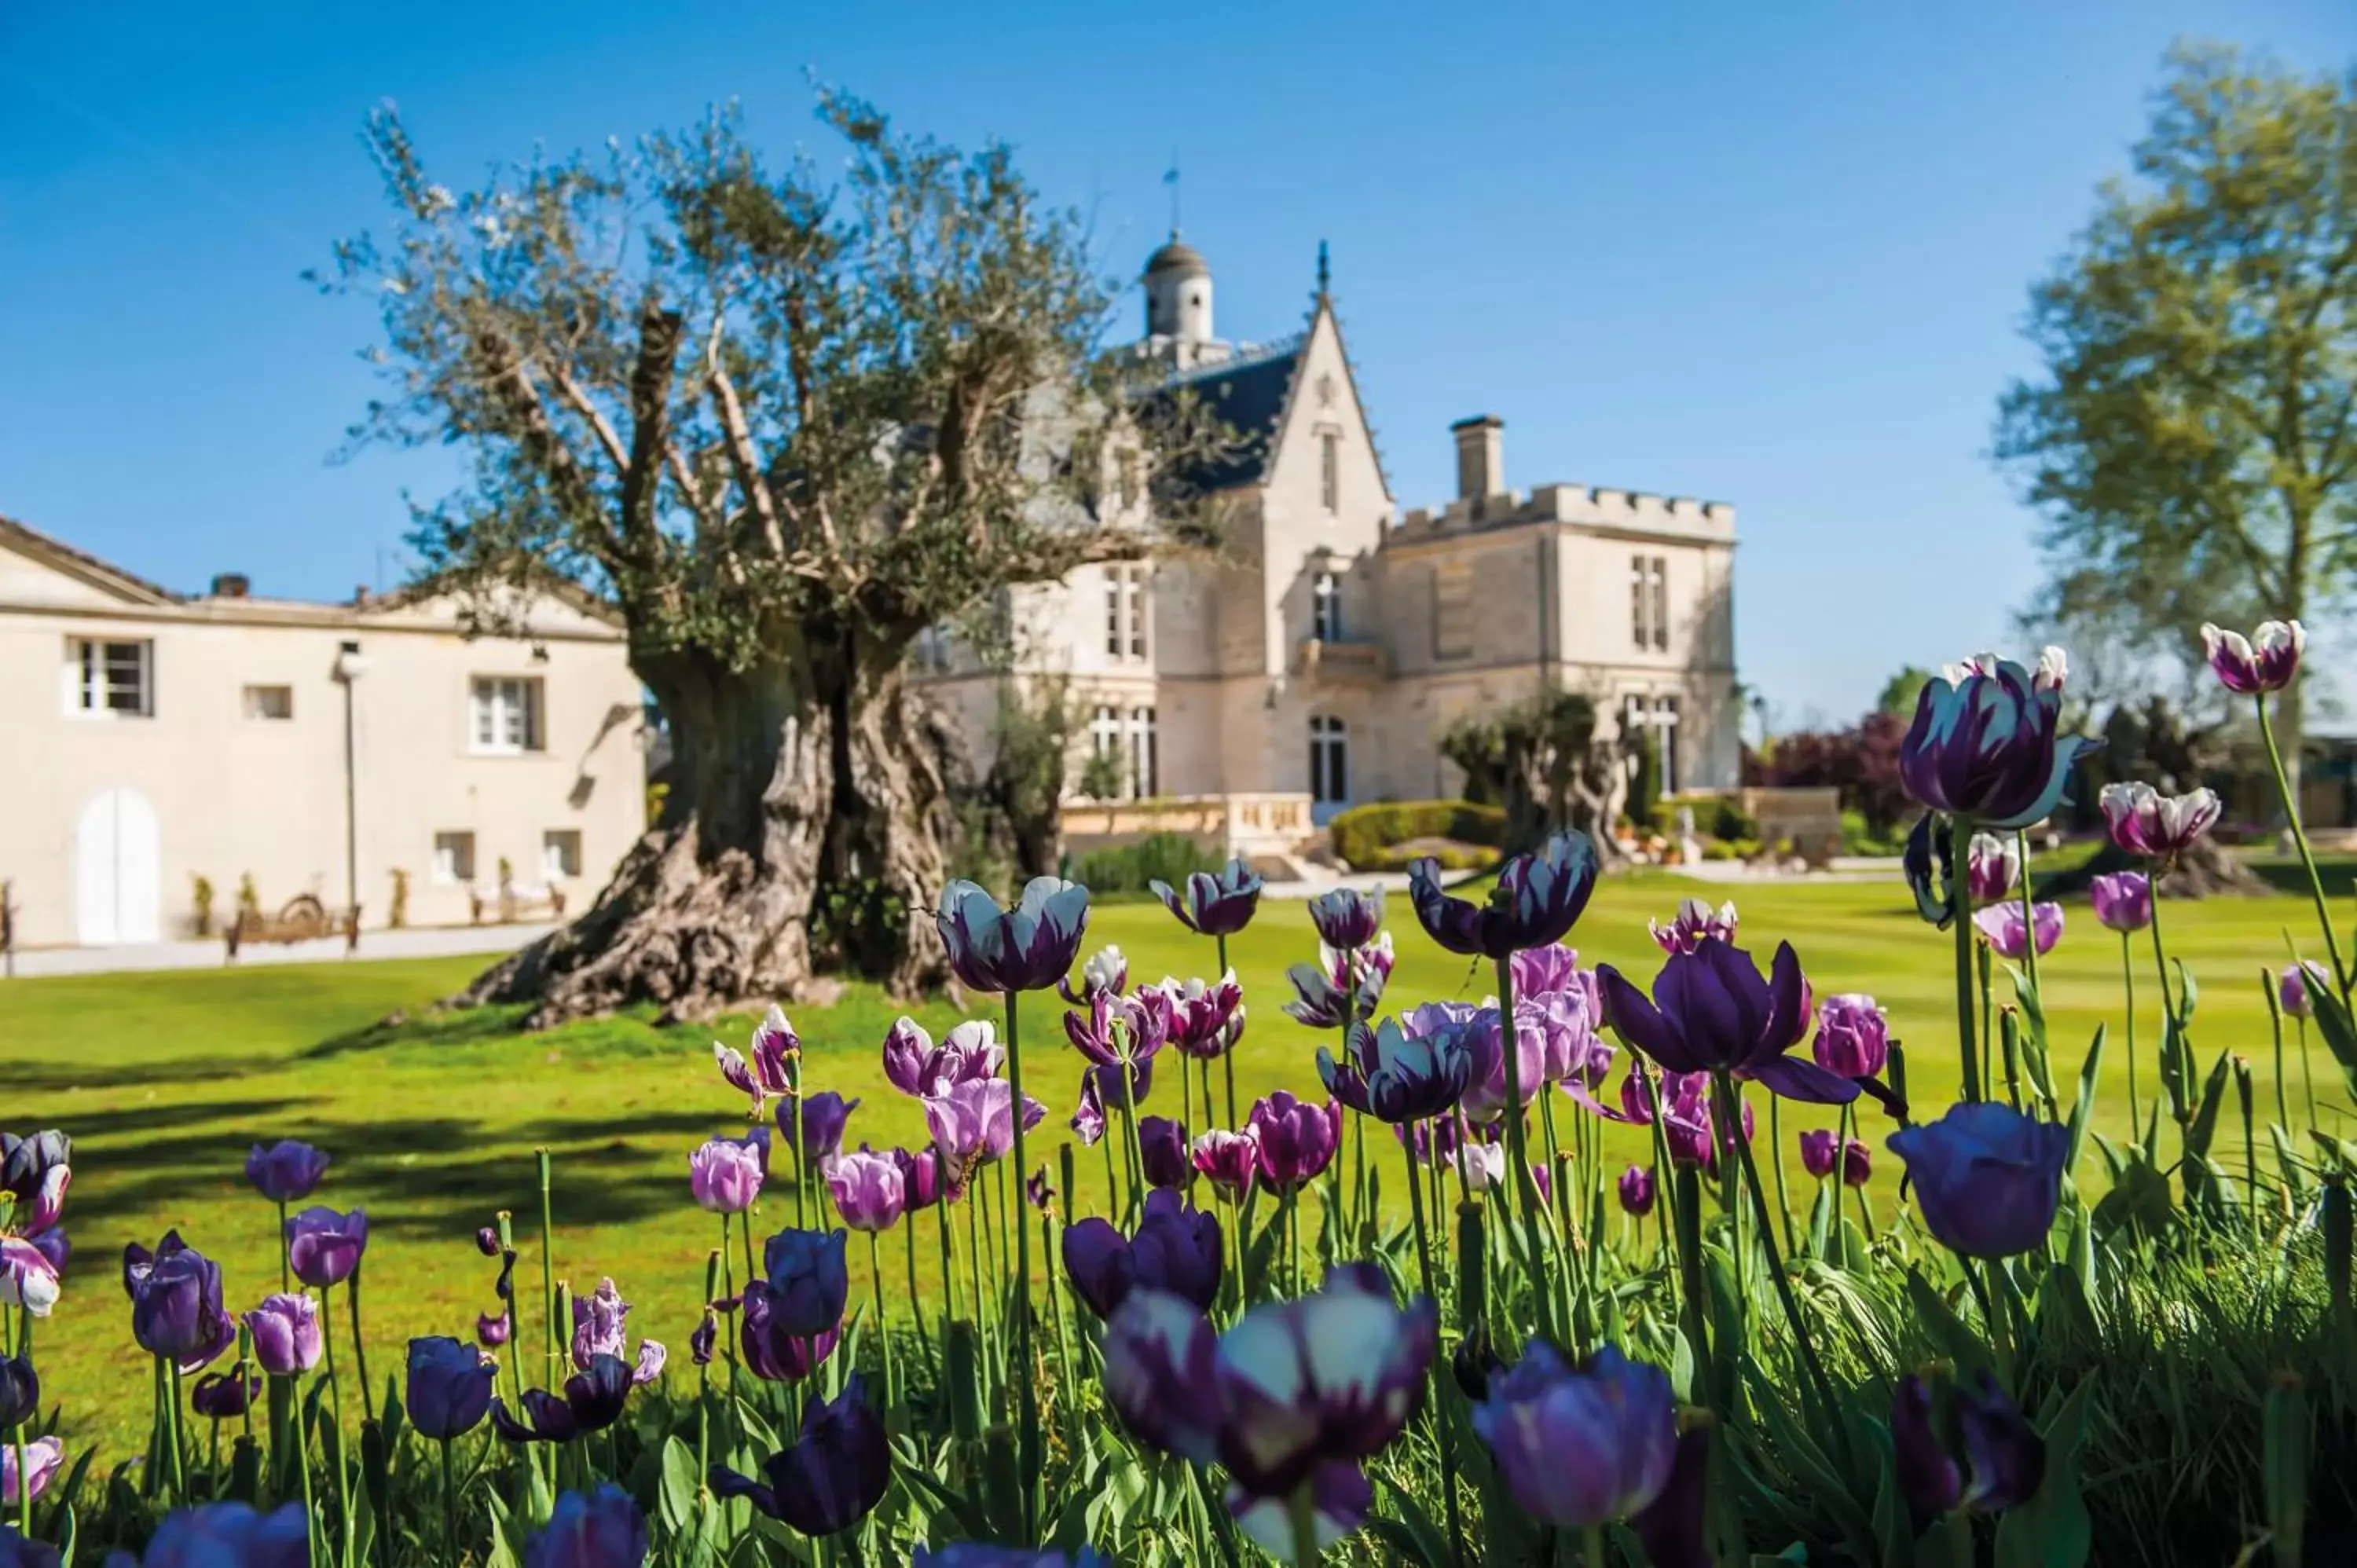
[1329,800,1507,868]
[1069,831,1222,896]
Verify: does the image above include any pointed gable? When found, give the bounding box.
[1264,300,1393,505]
[0,515,178,610]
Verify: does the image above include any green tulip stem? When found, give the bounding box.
[1493,955,1557,1346]
[904,1210,933,1379]
[2300,1018,2320,1134]
[346,1267,372,1427]
[1765,1094,1796,1257]
[1288,1482,1322,1566]
[439,1435,459,1568]
[739,1214,758,1335]
[537,1149,559,1391]
[2121,933,2142,1145]
[1970,1259,2016,1389]
[289,1373,320,1563]
[318,1287,353,1547]
[1001,988,1042,1537]
[1719,1072,1846,1467]
[2265,969,2293,1138]
[1216,932,1239,1130]
[937,1197,959,1326]
[1948,815,1981,1104]
[1584,1525,1605,1568]
[2259,694,2350,1000]
[2015,828,2043,1004]
[13,1423,28,1537]
[1400,1124,1468,1568]
[277,1199,291,1295]
[867,1230,896,1419]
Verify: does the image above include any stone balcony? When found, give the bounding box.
[1295,636,1387,683]
[1061,793,1317,863]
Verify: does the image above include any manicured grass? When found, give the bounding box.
[5,870,2346,1455]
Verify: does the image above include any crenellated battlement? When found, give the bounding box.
[1388,481,1735,544]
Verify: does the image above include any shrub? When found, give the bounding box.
[1071,831,1220,895]
[1329,800,1508,867]
[190,874,214,937]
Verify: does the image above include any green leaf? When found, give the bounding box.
[2064,1025,2106,1170]
[2184,1048,2233,1165]
[1373,1471,1457,1566]
[1994,1378,2094,1568]
[658,1434,699,1534]
[1904,1269,1996,1383]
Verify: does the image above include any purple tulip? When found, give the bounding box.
[2281,960,2330,1020]
[1439,1001,1540,1125]
[244,1141,329,1205]
[475,1226,502,1258]
[1061,1218,1136,1319]
[1798,1130,1871,1187]
[1057,945,1130,1006]
[0,1354,36,1432]
[1189,1130,1260,1203]
[779,1091,860,1163]
[739,1289,841,1383]
[1320,1012,1479,1125]
[936,877,1091,995]
[1630,1425,1714,1568]
[570,1279,665,1387]
[1283,935,1394,1028]
[689,1312,718,1367]
[1515,985,1606,1090]
[2100,782,2221,859]
[112,1503,310,1567]
[2089,871,2152,933]
[492,1354,634,1442]
[0,1133,69,1217]
[709,1376,891,1537]
[1026,1170,1054,1212]
[1069,1076,1107,1147]
[1139,1116,1190,1189]
[1967,833,2019,904]
[407,1335,496,1439]
[915,1548,1110,1568]
[476,1311,511,1349]
[1064,991,1168,1071]
[524,1484,649,1568]
[1812,994,1889,1079]
[1899,648,2094,829]
[1472,1342,1676,1526]
[1102,1289,1224,1460]
[881,1018,1003,1100]
[1658,1075,1750,1174]
[1,1437,61,1507]
[1228,1460,1375,1562]
[1306,886,1385,951]
[1886,1102,2069,1258]
[1893,1372,2045,1519]
[1972,901,2063,962]
[755,1229,849,1339]
[189,1368,260,1420]
[890,1147,944,1214]
[284,1207,368,1288]
[243,1292,322,1377]
[0,1239,58,1321]
[690,1138,765,1214]
[823,1150,906,1234]
[1158,972,1245,1060]
[1617,1164,1655,1217]
[2202,619,2304,695]
[1409,830,1598,959]
[1151,857,1265,937]
[1648,897,1736,955]
[1597,940,1857,1105]
[127,1236,235,1371]
[926,1079,1042,1196]
[716,1006,798,1115]
[1248,1091,1340,1192]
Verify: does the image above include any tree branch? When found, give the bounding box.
[707,363,788,557]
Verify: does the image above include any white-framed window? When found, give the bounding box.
[1319,431,1340,514]
[1308,714,1349,806]
[1631,555,1670,651]
[1431,564,1473,661]
[243,684,294,721]
[1312,570,1343,643]
[67,638,154,718]
[470,676,544,754]
[1623,695,1682,795]
[1127,706,1159,798]
[432,831,477,886]
[542,829,583,881]
[1103,565,1150,662]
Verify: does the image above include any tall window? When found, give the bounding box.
[1630,555,1669,650]
[1308,714,1350,807]
[1127,706,1159,797]
[471,676,544,754]
[1312,570,1343,643]
[1623,695,1682,796]
[69,638,153,717]
[1320,432,1340,513]
[1432,564,1473,661]
[1103,565,1151,662]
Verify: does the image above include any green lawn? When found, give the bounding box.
[5,869,2345,1454]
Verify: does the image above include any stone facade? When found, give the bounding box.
[0,516,647,948]
[913,239,1739,837]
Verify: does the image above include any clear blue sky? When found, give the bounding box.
[5,2,2352,724]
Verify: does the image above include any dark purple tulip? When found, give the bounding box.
[689,1312,718,1367]
[1069,1076,1107,1147]
[881,1019,1003,1101]
[0,1353,37,1431]
[1798,1130,1871,1187]
[1065,991,1168,1071]
[1151,856,1265,937]
[1631,1425,1714,1568]
[936,877,1091,995]
[1064,1189,1220,1321]
[1617,1164,1655,1218]
[1648,897,1736,955]
[2202,619,2304,695]
[779,1092,860,1163]
[1159,973,1244,1061]
[1408,830,1599,960]
[1229,1459,1374,1561]
[493,1354,633,1442]
[716,1006,798,1115]
[1248,1091,1340,1192]
[1471,1343,1676,1526]
[407,1335,496,1440]
[1025,1169,1054,1212]
[129,1238,236,1371]
[121,1229,186,1299]
[1597,940,1858,1105]
[1904,811,1959,927]
[127,1503,310,1567]
[1057,945,1131,1006]
[2090,871,2152,933]
[23,1229,66,1278]
[0,1526,58,1568]
[1189,1130,1259,1203]
[1102,1290,1223,1462]
[243,1292,322,1376]
[1139,1116,1190,1189]
[284,1207,368,1288]
[1319,1014,1478,1125]
[1893,1374,1962,1515]
[757,1230,849,1339]
[2100,782,2221,859]
[739,1290,841,1383]
[1899,649,2094,830]
[0,1132,69,1212]
[2281,960,2330,1020]
[244,1141,329,1204]
[475,1226,501,1258]
[189,1368,261,1420]
[524,1484,649,1568]
[1894,1372,2044,1519]
[1446,1000,1539,1125]
[1886,1102,2069,1258]
[1283,934,1395,1028]
[477,1312,511,1349]
[890,1147,944,1213]
[915,1548,1109,1568]
[710,1376,891,1537]
[1061,1219,1135,1320]
[0,1239,56,1318]
[1812,994,1888,1079]
[1306,886,1384,951]
[1659,1075,1750,1174]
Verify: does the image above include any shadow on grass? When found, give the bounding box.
[8,1054,293,1094]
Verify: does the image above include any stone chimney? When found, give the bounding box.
[210,572,250,598]
[1450,415,1504,502]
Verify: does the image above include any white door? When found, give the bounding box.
[75,788,162,946]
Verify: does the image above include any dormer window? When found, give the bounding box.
[1312,570,1343,643]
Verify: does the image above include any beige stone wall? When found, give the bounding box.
[0,543,645,948]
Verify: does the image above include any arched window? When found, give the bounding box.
[1308,714,1350,817]
[1312,570,1342,643]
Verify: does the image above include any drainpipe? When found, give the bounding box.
[332,642,371,939]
